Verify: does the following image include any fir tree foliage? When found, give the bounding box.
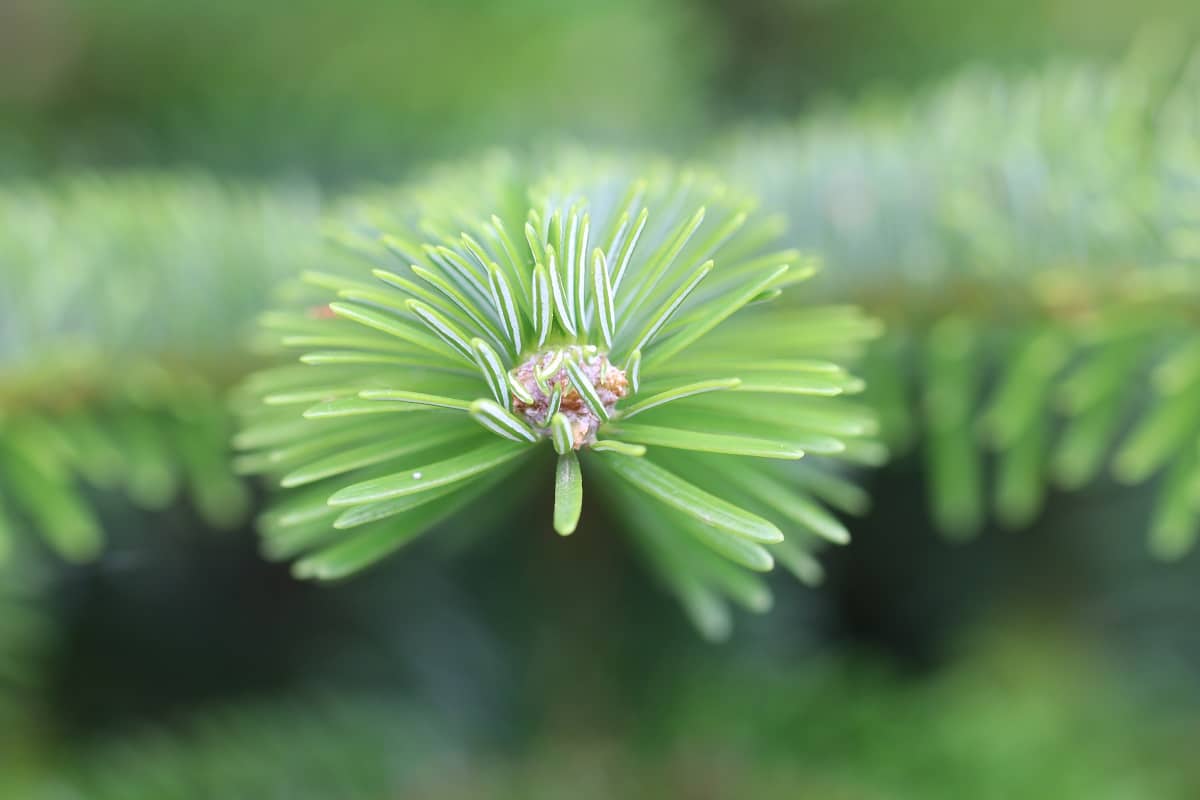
[0,175,323,560]
[724,34,1200,554]
[236,154,881,636]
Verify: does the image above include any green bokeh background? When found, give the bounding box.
[4,0,1200,795]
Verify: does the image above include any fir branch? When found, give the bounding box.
[0,174,324,559]
[237,154,880,636]
[721,37,1200,551]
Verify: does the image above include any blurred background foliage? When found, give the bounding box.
[0,0,713,178]
[722,32,1200,548]
[3,0,1200,177]
[4,0,1200,795]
